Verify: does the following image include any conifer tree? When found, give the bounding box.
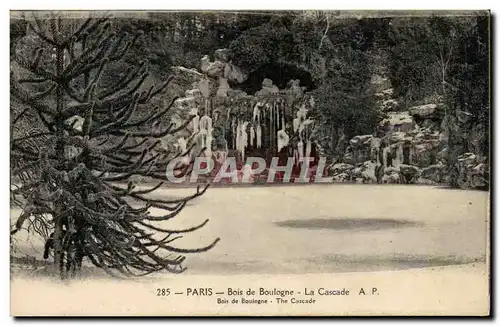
[10,12,219,279]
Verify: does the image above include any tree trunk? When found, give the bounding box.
[53,43,65,275]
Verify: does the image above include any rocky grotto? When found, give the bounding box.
[164,48,488,189]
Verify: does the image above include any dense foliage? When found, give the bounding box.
[11,11,490,190]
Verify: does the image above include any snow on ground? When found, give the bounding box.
[11,184,489,275]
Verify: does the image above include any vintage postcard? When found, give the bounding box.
[10,9,490,316]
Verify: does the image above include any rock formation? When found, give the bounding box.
[166,49,318,182]
[331,101,487,189]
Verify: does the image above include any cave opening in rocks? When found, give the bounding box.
[232,62,316,95]
[275,218,422,231]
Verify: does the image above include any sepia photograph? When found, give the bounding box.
[9,9,490,316]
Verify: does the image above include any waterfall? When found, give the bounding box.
[393,147,400,168]
[236,120,249,161]
[410,146,415,165]
[297,140,304,165]
[293,116,300,133]
[231,117,237,149]
[241,121,249,161]
[185,95,320,166]
[390,143,404,168]
[268,103,274,151]
[256,125,262,148]
[276,101,280,130]
[281,104,285,133]
[382,146,389,168]
[298,104,307,119]
[253,102,262,149]
[293,148,299,167]
[277,129,289,152]
[309,96,315,108]
[177,137,190,166]
[253,103,261,122]
[305,140,312,160]
[190,108,200,134]
[235,119,241,155]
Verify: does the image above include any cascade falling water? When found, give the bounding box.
[293,114,300,167]
[176,87,316,171]
[268,103,274,151]
[305,140,312,160]
[235,119,241,155]
[250,126,255,147]
[277,128,289,152]
[199,114,213,157]
[231,116,237,149]
[304,116,309,160]
[382,146,389,168]
[293,115,300,133]
[276,101,280,130]
[256,124,262,148]
[235,119,249,161]
[293,104,307,133]
[392,146,400,168]
[398,143,404,164]
[297,140,304,165]
[281,104,285,133]
[253,103,261,122]
[241,121,249,160]
[253,102,262,148]
[393,143,404,168]
[276,99,289,153]
[293,147,299,167]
